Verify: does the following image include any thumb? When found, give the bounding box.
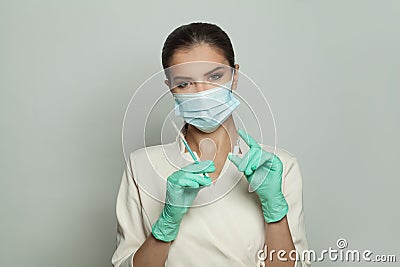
[228,153,242,168]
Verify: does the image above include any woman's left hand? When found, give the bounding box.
[228,128,288,223]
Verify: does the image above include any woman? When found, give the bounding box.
[112,22,310,267]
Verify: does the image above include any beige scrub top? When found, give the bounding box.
[111,134,311,267]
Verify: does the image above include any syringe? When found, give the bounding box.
[168,116,210,178]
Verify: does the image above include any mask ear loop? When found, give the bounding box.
[229,68,235,92]
[229,67,240,155]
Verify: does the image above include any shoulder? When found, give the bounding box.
[129,141,176,162]
[260,144,300,179]
[260,144,297,164]
[126,141,179,180]
[129,144,162,159]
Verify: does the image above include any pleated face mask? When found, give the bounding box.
[172,75,240,133]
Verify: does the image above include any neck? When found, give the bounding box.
[184,116,238,159]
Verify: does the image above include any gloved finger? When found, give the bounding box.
[238,149,255,172]
[227,153,242,168]
[182,160,216,174]
[243,149,263,175]
[238,128,261,149]
[184,173,212,186]
[255,151,281,172]
[247,150,272,173]
[175,177,200,188]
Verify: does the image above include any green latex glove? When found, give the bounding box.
[228,128,288,223]
[151,160,215,242]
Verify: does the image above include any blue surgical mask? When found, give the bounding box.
[172,75,240,133]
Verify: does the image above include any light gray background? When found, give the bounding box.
[1,1,399,266]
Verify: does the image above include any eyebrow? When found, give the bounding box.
[172,66,225,81]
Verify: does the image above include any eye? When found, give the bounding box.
[208,72,223,81]
[176,81,191,89]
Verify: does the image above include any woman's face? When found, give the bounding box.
[165,44,239,94]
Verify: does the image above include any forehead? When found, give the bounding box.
[169,44,230,67]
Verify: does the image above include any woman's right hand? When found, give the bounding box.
[151,160,215,242]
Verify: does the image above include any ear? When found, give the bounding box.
[164,79,170,88]
[231,64,239,90]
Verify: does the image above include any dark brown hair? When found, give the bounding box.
[161,22,235,69]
